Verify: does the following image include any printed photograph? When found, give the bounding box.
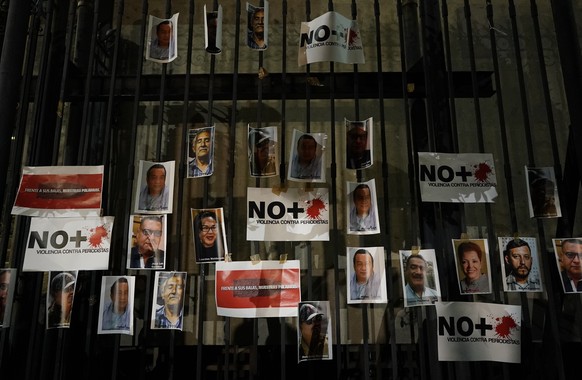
[346,247,387,304]
[498,236,542,292]
[188,127,215,178]
[134,160,175,214]
[248,126,278,177]
[452,239,492,295]
[345,117,373,170]
[191,208,227,263]
[287,129,326,183]
[399,249,441,307]
[46,271,78,329]
[346,179,380,235]
[552,238,582,293]
[297,301,332,362]
[246,2,268,50]
[0,268,17,328]
[526,166,561,218]
[151,272,187,330]
[145,13,179,63]
[205,5,222,54]
[127,215,166,270]
[98,276,135,335]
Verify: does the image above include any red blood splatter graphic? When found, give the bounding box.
[306,197,326,220]
[494,315,518,338]
[89,225,108,248]
[473,162,492,182]
[348,29,359,45]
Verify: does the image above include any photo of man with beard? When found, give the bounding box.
[501,237,541,292]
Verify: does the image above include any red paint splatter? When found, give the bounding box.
[473,162,492,182]
[348,29,359,45]
[88,225,108,248]
[306,197,326,220]
[494,315,518,338]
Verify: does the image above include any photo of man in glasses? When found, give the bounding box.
[554,238,582,293]
[128,215,166,269]
[192,208,227,263]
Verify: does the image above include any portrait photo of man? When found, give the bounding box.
[553,238,582,293]
[98,276,135,334]
[151,272,187,330]
[191,208,227,263]
[146,13,178,63]
[288,129,326,182]
[347,179,380,235]
[499,236,542,292]
[47,271,78,329]
[297,301,332,362]
[135,160,175,214]
[452,239,492,295]
[526,167,561,218]
[345,117,373,170]
[0,269,16,328]
[127,215,166,270]
[248,126,277,177]
[399,249,440,307]
[246,2,268,50]
[188,127,215,178]
[347,247,387,304]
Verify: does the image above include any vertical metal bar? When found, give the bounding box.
[280,2,289,376]
[373,1,397,379]
[462,0,500,304]
[175,0,196,379]
[102,0,126,213]
[30,0,55,165]
[124,1,150,379]
[440,0,458,151]
[223,0,241,377]
[78,0,101,164]
[485,1,518,231]
[52,0,76,165]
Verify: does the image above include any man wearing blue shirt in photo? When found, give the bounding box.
[101,277,131,331]
[349,249,382,300]
[154,273,185,329]
[290,134,322,180]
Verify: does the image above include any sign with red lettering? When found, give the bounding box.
[23,217,114,271]
[12,166,104,217]
[215,260,301,318]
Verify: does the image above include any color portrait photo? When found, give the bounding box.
[134,160,175,214]
[347,247,387,304]
[145,13,179,63]
[452,239,492,295]
[98,276,135,335]
[191,208,227,263]
[498,236,542,292]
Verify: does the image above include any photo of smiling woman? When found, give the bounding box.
[191,208,227,263]
[452,239,492,295]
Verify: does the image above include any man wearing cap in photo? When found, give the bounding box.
[249,128,276,177]
[298,303,329,360]
[47,272,76,328]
